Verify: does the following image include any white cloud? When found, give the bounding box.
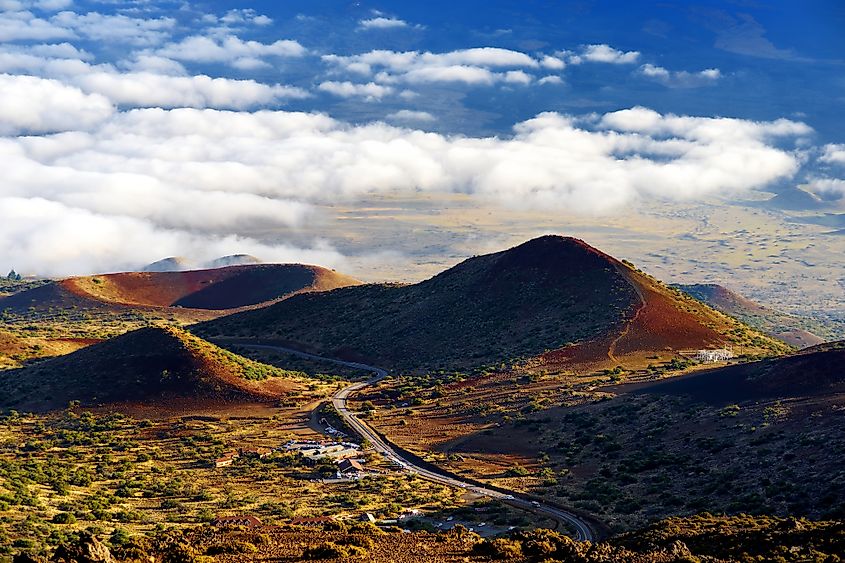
[28,40,88,59]
[121,54,186,75]
[503,70,533,84]
[0,9,73,41]
[68,70,310,109]
[539,54,565,70]
[805,177,845,201]
[574,44,640,64]
[0,106,810,276]
[358,16,408,29]
[402,65,497,85]
[422,48,536,68]
[0,53,309,109]
[218,8,273,27]
[820,144,845,166]
[50,10,176,46]
[538,75,563,85]
[156,34,306,67]
[639,63,721,88]
[318,80,393,100]
[0,196,344,277]
[386,109,435,123]
[323,47,542,86]
[0,73,112,134]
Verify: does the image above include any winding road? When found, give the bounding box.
[227,341,597,541]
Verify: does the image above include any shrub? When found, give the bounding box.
[473,538,524,559]
[205,540,257,555]
[302,541,368,559]
[505,465,530,477]
[52,512,76,524]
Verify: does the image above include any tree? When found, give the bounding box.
[6,269,21,281]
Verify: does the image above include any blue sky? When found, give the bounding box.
[1,0,844,295]
[91,0,845,139]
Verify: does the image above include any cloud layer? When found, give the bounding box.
[0,92,812,275]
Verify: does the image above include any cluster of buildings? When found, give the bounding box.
[694,347,734,363]
[283,440,362,464]
[283,440,374,479]
[213,440,372,478]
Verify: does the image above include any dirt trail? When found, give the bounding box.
[607,265,648,364]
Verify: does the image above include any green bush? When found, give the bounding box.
[473,537,524,559]
[302,541,367,559]
[51,512,76,524]
[205,540,257,555]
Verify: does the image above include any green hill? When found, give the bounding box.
[0,326,310,412]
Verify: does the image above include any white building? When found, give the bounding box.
[695,348,734,363]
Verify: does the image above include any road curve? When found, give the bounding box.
[227,341,596,541]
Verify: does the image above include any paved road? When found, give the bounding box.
[230,342,596,541]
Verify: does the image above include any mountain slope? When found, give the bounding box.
[2,264,360,316]
[675,283,827,348]
[0,326,310,412]
[635,341,845,404]
[197,236,787,371]
[429,342,845,530]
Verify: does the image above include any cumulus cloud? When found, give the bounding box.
[50,10,175,46]
[0,73,112,134]
[155,34,306,67]
[820,144,845,166]
[0,54,310,108]
[121,53,186,75]
[400,64,497,85]
[503,70,532,84]
[323,47,539,86]
[358,16,408,29]
[386,109,435,123]
[28,40,88,58]
[537,75,563,85]
[805,177,845,202]
[217,8,272,27]
[539,55,565,69]
[569,44,640,64]
[318,81,394,100]
[639,63,721,88]
[0,9,74,41]
[70,69,309,109]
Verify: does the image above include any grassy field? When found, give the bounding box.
[0,408,549,558]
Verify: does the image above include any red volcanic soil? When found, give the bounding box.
[610,269,725,355]
[624,344,845,404]
[66,264,359,309]
[0,326,307,412]
[538,256,738,373]
[2,263,360,316]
